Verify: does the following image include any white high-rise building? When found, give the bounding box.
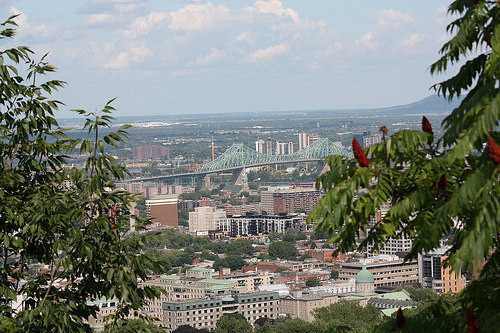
[298,132,309,151]
[276,142,287,155]
[188,206,227,235]
[255,139,265,154]
[288,142,294,154]
[265,139,273,155]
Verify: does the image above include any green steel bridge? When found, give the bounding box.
[127,138,349,182]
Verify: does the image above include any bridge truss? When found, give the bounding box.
[200,138,350,173]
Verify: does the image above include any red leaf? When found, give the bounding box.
[352,138,369,167]
[422,116,433,134]
[487,136,500,164]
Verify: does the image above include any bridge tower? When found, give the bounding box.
[203,174,212,190]
[234,168,249,191]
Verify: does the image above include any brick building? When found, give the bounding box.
[261,187,321,214]
[146,195,179,228]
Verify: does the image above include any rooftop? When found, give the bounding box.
[264,187,320,194]
[285,291,337,301]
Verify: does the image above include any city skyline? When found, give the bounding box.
[6,0,452,117]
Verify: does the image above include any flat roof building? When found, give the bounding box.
[261,187,321,215]
[188,206,226,235]
[339,255,419,288]
[146,195,179,228]
[219,213,305,237]
[162,291,280,332]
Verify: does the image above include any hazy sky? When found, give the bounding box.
[4,0,453,117]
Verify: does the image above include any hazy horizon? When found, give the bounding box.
[6,0,452,117]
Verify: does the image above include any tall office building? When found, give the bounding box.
[255,139,265,154]
[145,195,179,228]
[418,246,466,294]
[287,142,294,154]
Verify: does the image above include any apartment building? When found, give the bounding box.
[261,187,321,214]
[219,213,305,237]
[255,139,265,154]
[132,144,169,160]
[339,255,419,288]
[298,132,309,151]
[162,291,280,332]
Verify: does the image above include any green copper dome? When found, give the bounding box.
[356,265,374,283]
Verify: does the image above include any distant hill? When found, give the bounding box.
[363,95,460,116]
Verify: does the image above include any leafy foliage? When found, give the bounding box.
[269,231,307,242]
[104,319,165,333]
[214,313,252,333]
[374,294,465,333]
[268,241,298,260]
[305,278,321,287]
[213,255,246,271]
[0,17,160,332]
[313,301,383,333]
[255,318,320,333]
[172,325,210,333]
[309,1,500,331]
[223,239,255,256]
[309,0,500,274]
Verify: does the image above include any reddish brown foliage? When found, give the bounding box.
[438,175,448,190]
[466,308,479,333]
[395,308,406,330]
